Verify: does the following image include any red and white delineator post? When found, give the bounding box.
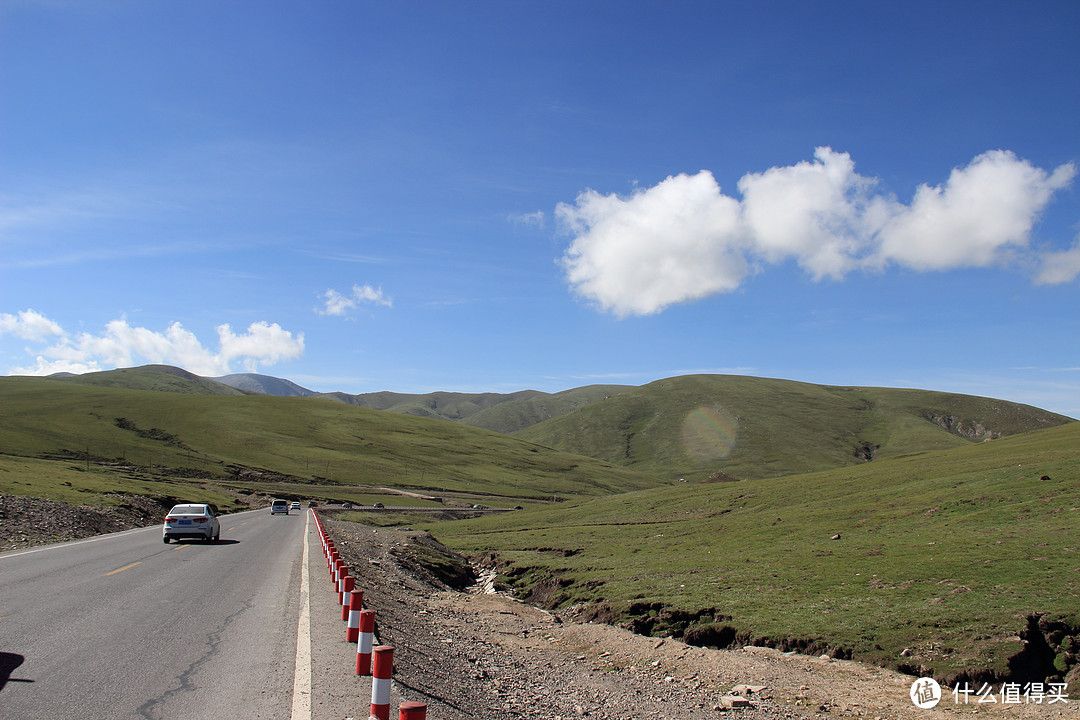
[340,574,355,620]
[398,701,427,719]
[337,566,351,606]
[369,645,394,720]
[346,589,364,641]
[333,556,344,585]
[356,609,376,675]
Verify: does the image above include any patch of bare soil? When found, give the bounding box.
[324,518,1074,720]
[0,494,172,551]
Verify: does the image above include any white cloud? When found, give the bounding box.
[1034,235,1080,285]
[875,150,1076,271]
[319,284,393,316]
[0,309,64,340]
[5,313,304,376]
[738,147,886,279]
[558,148,1077,316]
[557,171,746,317]
[511,210,546,229]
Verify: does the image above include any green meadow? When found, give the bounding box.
[0,376,660,506]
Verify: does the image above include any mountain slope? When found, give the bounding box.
[0,376,661,502]
[212,373,316,397]
[513,374,1074,481]
[53,365,249,395]
[317,389,549,423]
[460,384,631,434]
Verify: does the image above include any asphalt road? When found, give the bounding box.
[0,508,309,720]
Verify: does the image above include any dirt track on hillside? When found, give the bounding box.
[322,517,1074,720]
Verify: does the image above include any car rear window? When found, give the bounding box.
[169,505,205,515]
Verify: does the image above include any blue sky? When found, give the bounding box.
[2,1,1079,418]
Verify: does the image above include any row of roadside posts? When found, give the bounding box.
[311,509,428,720]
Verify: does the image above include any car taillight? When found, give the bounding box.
[193,517,207,522]
[165,517,176,523]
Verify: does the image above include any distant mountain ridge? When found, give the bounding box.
[209,371,632,431]
[212,373,317,397]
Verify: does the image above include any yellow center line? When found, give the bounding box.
[106,561,142,576]
[172,543,188,551]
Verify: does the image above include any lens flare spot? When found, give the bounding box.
[681,405,738,461]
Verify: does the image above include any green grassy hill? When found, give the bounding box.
[426,421,1080,684]
[514,374,1073,481]
[0,374,661,509]
[55,364,250,395]
[318,388,549,422]
[460,384,630,433]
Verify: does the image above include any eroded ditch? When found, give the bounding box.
[473,555,1080,689]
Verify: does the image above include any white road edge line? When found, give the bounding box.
[291,511,313,720]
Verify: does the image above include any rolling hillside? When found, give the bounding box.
[57,364,249,395]
[513,374,1074,481]
[212,372,317,397]
[0,372,661,508]
[210,372,630,429]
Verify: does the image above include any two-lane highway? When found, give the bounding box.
[1,508,309,719]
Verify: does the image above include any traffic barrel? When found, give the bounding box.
[369,645,394,720]
[346,589,364,641]
[356,609,375,675]
[399,701,426,719]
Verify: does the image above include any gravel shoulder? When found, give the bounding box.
[320,517,1074,720]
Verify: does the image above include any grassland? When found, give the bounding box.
[0,375,660,507]
[424,421,1080,682]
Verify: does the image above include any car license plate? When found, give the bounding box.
[178,519,192,525]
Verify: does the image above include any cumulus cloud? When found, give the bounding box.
[558,148,1077,316]
[0,309,64,340]
[4,313,304,376]
[319,284,393,317]
[558,171,746,317]
[875,150,1076,271]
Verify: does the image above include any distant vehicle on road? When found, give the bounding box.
[163,503,220,543]
[270,499,289,515]
[373,502,385,509]
[290,501,301,511]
